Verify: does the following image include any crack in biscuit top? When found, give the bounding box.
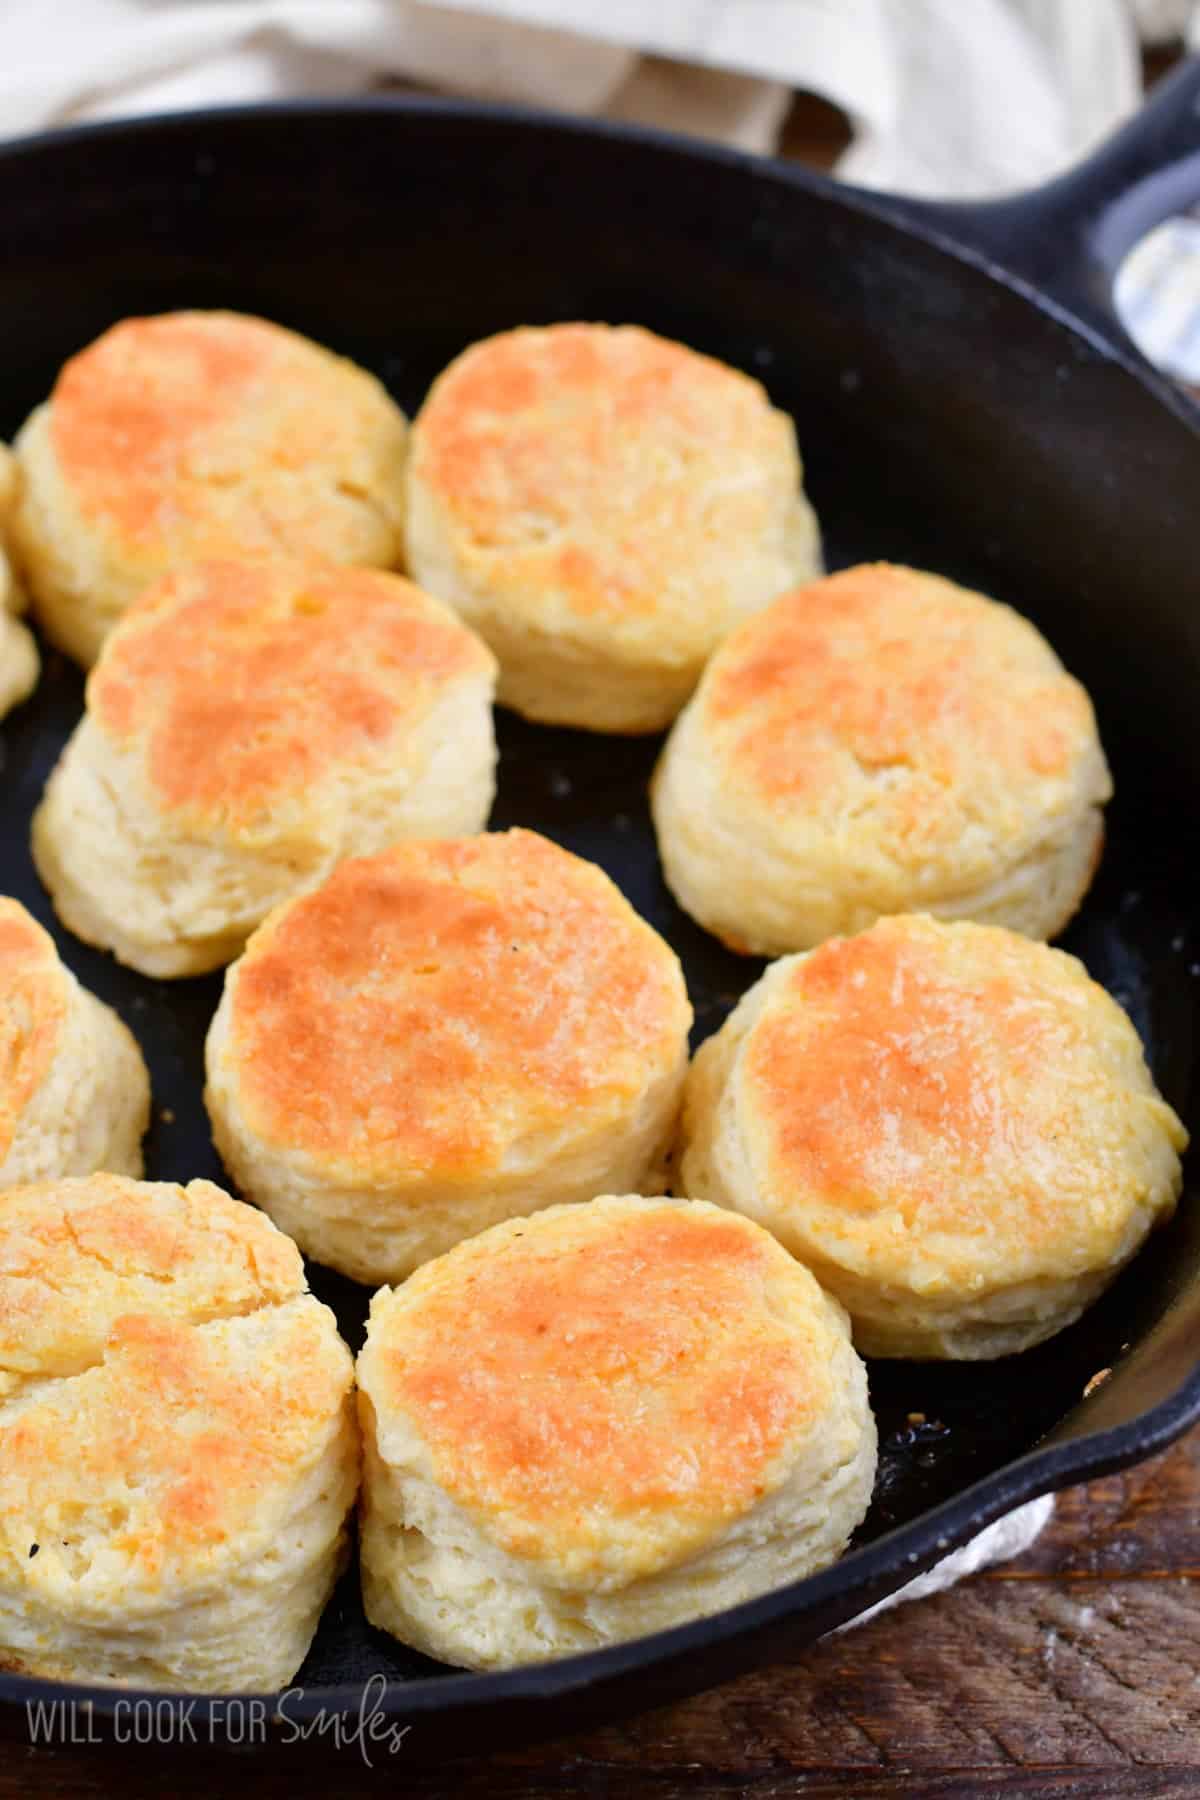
[413,323,795,622]
[226,832,690,1177]
[0,1175,350,1594]
[0,1175,305,1392]
[375,1201,825,1577]
[741,917,1185,1279]
[0,1302,350,1589]
[704,564,1107,870]
[89,559,494,828]
[0,902,68,1166]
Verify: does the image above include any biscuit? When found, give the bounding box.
[652,563,1112,954]
[12,311,408,665]
[0,446,17,521]
[405,323,821,732]
[0,446,38,719]
[205,831,693,1283]
[357,1195,876,1669]
[677,915,1187,1359]
[0,898,149,1188]
[0,613,38,722]
[0,1173,357,1691]
[33,557,497,978]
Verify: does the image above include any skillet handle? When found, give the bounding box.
[877,53,1200,350]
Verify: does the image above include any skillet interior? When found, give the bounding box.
[0,102,1198,1737]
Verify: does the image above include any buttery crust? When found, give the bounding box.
[0,444,38,719]
[0,1174,358,1691]
[32,557,497,977]
[405,323,822,731]
[652,562,1112,953]
[358,1195,875,1667]
[0,898,148,1186]
[205,831,693,1283]
[677,915,1187,1358]
[13,311,409,665]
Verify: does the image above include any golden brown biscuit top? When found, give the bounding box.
[0,445,20,613]
[0,1176,351,1594]
[702,564,1109,867]
[0,901,68,1166]
[48,309,404,556]
[366,1198,832,1582]
[89,558,495,829]
[0,1302,351,1594]
[223,831,691,1178]
[0,445,17,517]
[0,1174,304,1398]
[411,323,797,622]
[741,917,1187,1288]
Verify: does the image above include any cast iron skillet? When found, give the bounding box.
[2,58,1200,1760]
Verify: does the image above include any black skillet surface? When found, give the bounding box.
[2,59,1200,1758]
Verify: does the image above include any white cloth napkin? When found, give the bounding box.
[0,0,1149,184]
[843,1496,1054,1630]
[8,0,1174,1605]
[6,0,1199,375]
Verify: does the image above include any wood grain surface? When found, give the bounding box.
[5,1426,1198,1797]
